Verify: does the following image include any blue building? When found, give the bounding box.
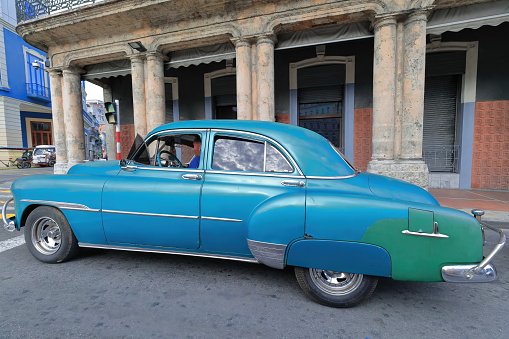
[0,0,52,161]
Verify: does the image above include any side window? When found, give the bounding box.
[130,133,201,168]
[212,136,264,171]
[266,143,293,173]
[212,135,294,173]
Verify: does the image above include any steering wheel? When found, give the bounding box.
[157,150,183,168]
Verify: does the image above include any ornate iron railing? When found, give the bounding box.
[423,145,460,173]
[26,82,50,100]
[16,0,107,23]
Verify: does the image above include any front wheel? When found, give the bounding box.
[24,206,79,263]
[294,267,378,308]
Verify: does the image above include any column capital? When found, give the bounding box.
[62,66,85,75]
[231,37,253,48]
[404,9,431,26]
[46,67,63,76]
[372,14,398,31]
[129,54,146,62]
[256,34,277,46]
[145,51,168,62]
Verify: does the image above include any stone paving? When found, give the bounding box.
[430,188,509,224]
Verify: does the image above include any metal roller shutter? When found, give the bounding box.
[212,75,237,106]
[425,51,466,77]
[297,64,345,103]
[423,74,459,172]
[165,82,173,123]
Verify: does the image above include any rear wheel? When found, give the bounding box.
[24,206,79,263]
[294,267,378,308]
[16,162,23,169]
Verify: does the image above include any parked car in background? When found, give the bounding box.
[3,120,505,307]
[31,145,56,167]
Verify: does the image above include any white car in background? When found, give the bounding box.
[32,145,56,167]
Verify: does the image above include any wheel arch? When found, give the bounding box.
[18,203,43,229]
[246,192,306,269]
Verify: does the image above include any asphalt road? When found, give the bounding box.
[1,168,508,338]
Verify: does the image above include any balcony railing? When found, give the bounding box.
[16,0,107,23]
[26,82,50,101]
[423,145,460,173]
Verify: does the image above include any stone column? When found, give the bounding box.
[251,44,258,120]
[48,68,67,174]
[370,16,397,161]
[130,54,147,137]
[146,52,166,133]
[256,35,276,122]
[62,67,86,167]
[367,11,429,189]
[234,38,252,120]
[401,11,427,160]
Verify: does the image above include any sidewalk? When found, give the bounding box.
[429,188,509,225]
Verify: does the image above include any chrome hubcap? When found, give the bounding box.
[310,269,363,295]
[31,217,61,255]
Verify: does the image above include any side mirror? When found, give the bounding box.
[119,159,127,167]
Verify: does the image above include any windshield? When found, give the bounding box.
[34,148,54,156]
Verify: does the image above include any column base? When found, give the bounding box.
[53,161,85,174]
[53,162,69,174]
[367,159,429,190]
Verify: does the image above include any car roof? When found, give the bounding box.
[148,120,355,177]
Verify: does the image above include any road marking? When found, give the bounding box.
[0,190,10,193]
[0,201,14,204]
[0,235,25,254]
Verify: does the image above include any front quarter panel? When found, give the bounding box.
[11,174,108,244]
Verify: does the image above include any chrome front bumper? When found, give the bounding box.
[442,222,506,283]
[2,198,15,232]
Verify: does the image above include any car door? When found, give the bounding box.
[101,131,205,249]
[200,130,306,256]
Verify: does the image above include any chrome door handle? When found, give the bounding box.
[182,174,203,181]
[122,165,137,172]
[281,180,305,187]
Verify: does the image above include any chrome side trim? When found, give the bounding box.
[102,209,199,219]
[401,230,449,238]
[202,216,243,222]
[101,210,241,222]
[20,199,100,212]
[78,243,259,264]
[305,172,359,180]
[206,170,304,179]
[247,239,287,269]
[126,165,205,173]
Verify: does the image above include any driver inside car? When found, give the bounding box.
[188,136,201,168]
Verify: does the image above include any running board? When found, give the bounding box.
[78,243,260,264]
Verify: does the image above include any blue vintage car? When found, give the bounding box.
[2,120,506,307]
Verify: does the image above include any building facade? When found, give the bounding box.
[86,99,107,159]
[15,0,509,189]
[0,0,52,161]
